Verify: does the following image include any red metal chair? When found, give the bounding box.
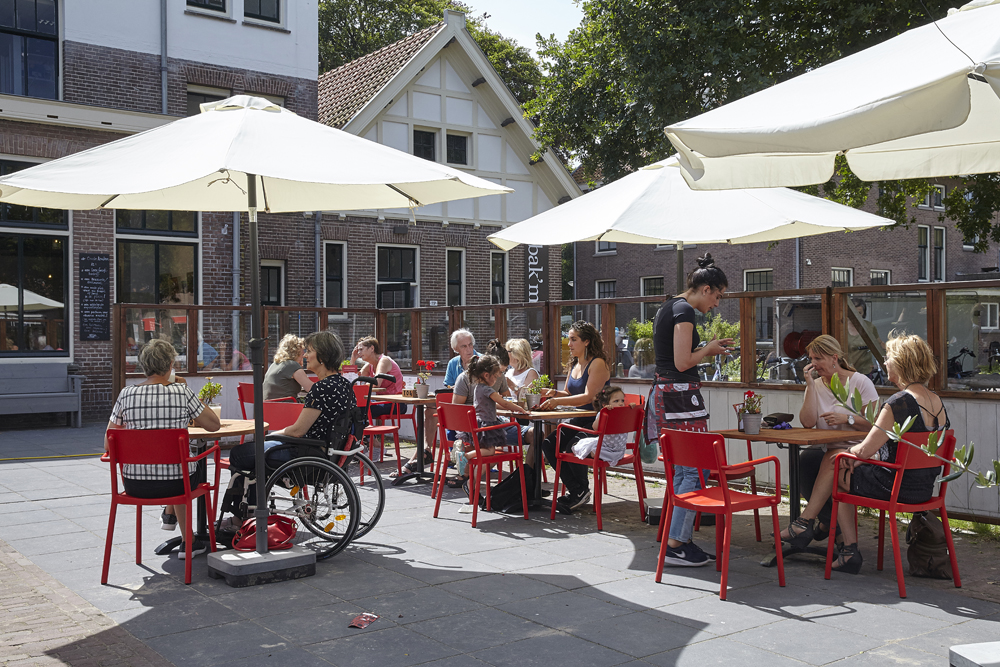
[433,402,529,528]
[102,429,220,585]
[430,392,456,498]
[655,429,784,600]
[549,404,648,530]
[827,430,960,598]
[261,400,304,432]
[354,385,402,474]
[237,382,295,443]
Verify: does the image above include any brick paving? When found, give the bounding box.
[0,540,173,667]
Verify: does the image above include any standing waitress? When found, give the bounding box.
[650,253,733,567]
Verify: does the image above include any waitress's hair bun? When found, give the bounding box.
[687,253,728,291]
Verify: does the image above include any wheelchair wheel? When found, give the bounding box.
[340,451,385,539]
[264,457,360,560]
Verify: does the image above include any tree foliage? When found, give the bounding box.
[318,0,541,105]
[526,0,1000,239]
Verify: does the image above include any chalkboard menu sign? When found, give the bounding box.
[79,253,110,341]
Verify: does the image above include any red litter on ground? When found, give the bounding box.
[349,613,379,629]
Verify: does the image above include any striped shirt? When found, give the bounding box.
[109,383,205,480]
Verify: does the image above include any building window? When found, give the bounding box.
[641,276,664,322]
[933,226,946,282]
[984,303,999,331]
[115,210,197,237]
[0,0,57,100]
[0,161,65,228]
[0,233,67,354]
[917,225,930,281]
[376,245,417,308]
[447,249,463,306]
[413,130,436,161]
[744,269,774,341]
[870,269,891,286]
[596,280,616,299]
[446,134,468,166]
[963,233,980,251]
[186,84,230,117]
[187,0,226,12]
[596,241,617,254]
[324,242,344,308]
[249,92,284,107]
[831,268,853,288]
[491,252,507,305]
[117,241,197,306]
[244,0,279,23]
[260,261,283,307]
[921,184,945,210]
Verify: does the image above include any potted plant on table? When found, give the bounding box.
[198,377,223,420]
[523,375,554,409]
[741,390,764,434]
[414,360,436,398]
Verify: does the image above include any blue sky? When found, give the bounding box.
[468,0,584,56]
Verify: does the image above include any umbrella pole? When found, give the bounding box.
[247,173,268,555]
[676,240,685,293]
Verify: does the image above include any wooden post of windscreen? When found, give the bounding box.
[112,304,124,400]
[410,310,422,370]
[927,288,946,391]
[740,296,756,384]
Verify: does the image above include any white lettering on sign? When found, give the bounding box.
[526,245,545,303]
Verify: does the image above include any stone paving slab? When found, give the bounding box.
[0,424,999,666]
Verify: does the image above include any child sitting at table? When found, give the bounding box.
[571,386,628,466]
[448,354,528,489]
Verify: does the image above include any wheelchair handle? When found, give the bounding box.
[374,373,395,383]
[353,376,378,385]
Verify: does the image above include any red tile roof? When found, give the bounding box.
[318,23,446,129]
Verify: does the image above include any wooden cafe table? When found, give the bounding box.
[500,407,597,509]
[155,419,264,555]
[717,427,856,566]
[372,394,437,486]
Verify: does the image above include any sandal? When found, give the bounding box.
[813,522,844,548]
[445,476,468,489]
[831,542,863,574]
[389,463,415,479]
[780,517,815,548]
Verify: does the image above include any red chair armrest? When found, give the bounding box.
[187,443,221,464]
[555,423,598,438]
[723,455,781,496]
[100,453,110,463]
[832,451,902,472]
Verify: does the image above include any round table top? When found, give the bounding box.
[188,418,265,440]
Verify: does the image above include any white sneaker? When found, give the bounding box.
[177,541,209,559]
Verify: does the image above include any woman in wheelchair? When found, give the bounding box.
[228,331,356,472]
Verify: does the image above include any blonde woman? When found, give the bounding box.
[780,334,878,548]
[263,334,314,400]
[505,338,539,396]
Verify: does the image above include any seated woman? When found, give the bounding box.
[263,333,314,400]
[350,336,405,420]
[228,331,355,471]
[831,334,948,574]
[105,339,221,557]
[780,334,878,547]
[505,338,539,396]
[206,334,251,371]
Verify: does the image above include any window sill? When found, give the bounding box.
[242,19,291,33]
[184,9,237,23]
[594,252,617,257]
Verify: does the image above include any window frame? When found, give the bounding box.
[920,184,946,210]
[260,259,284,307]
[917,225,930,282]
[595,279,616,300]
[115,238,199,306]
[490,251,508,305]
[413,128,437,162]
[0,231,69,356]
[376,244,419,308]
[446,247,464,307]
[984,303,1000,331]
[186,0,229,18]
[0,159,67,229]
[933,226,946,282]
[323,241,346,310]
[0,0,59,100]
[595,241,617,255]
[830,267,854,288]
[743,268,775,341]
[445,133,469,166]
[243,0,281,24]
[640,276,665,322]
[870,269,891,286]
[114,210,198,238]
[186,84,231,117]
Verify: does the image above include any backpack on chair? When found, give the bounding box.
[906,511,953,580]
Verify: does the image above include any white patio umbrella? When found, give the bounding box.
[488,158,891,288]
[664,1,1000,190]
[0,95,511,554]
[0,283,63,312]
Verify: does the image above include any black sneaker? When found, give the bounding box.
[687,541,717,562]
[160,511,177,532]
[178,541,209,560]
[663,542,711,567]
[556,489,591,514]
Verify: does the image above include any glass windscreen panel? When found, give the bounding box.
[460,308,496,359]
[692,296,741,382]
[504,306,545,381]
[419,309,452,369]
[384,311,412,371]
[945,287,1000,392]
[759,294,823,384]
[325,311,376,369]
[612,299,662,379]
[557,304,600,373]
[122,307,191,374]
[840,291,926,387]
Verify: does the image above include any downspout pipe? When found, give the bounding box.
[160,0,167,114]
[795,238,801,289]
[315,212,322,308]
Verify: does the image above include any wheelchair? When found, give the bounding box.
[222,375,390,560]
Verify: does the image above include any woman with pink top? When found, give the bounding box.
[351,336,405,421]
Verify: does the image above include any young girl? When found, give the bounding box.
[571,386,628,466]
[449,354,528,488]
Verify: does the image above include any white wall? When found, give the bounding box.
[63,0,318,81]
